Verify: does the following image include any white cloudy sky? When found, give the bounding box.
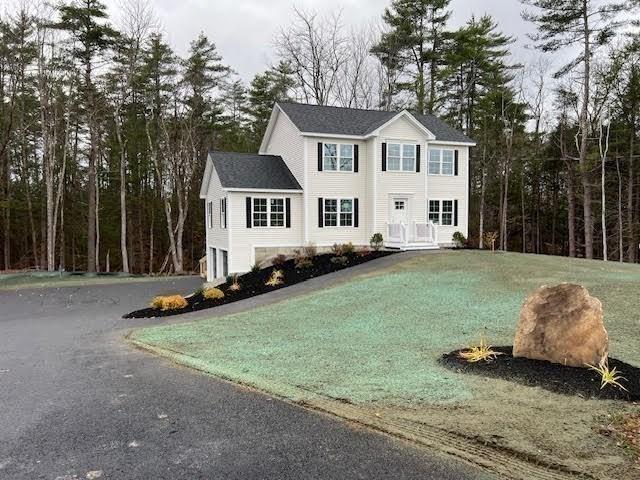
[102,0,553,82]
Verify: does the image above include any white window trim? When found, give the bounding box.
[428,148,455,176]
[252,197,286,228]
[220,197,227,229]
[428,198,455,226]
[323,197,354,227]
[386,142,417,172]
[323,142,355,173]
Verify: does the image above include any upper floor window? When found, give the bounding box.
[387,143,416,171]
[206,201,214,228]
[252,197,285,228]
[324,198,353,227]
[428,199,454,225]
[428,148,454,175]
[323,143,354,172]
[220,198,227,229]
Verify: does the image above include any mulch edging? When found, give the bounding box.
[124,250,395,319]
[440,346,640,402]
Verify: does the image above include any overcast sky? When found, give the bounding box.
[103,0,548,83]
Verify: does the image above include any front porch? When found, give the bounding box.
[384,222,440,250]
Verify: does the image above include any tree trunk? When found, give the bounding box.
[115,109,129,273]
[567,162,577,258]
[86,60,97,272]
[628,131,636,261]
[616,156,624,262]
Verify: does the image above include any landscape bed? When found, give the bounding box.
[441,346,640,401]
[130,251,640,479]
[124,249,395,318]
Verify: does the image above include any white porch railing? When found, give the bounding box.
[387,221,438,245]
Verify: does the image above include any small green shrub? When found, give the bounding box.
[330,255,349,267]
[370,233,383,251]
[332,242,355,256]
[151,294,188,311]
[272,254,288,267]
[452,231,466,248]
[203,287,225,300]
[250,261,261,273]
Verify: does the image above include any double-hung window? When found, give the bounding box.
[323,143,354,172]
[206,201,213,228]
[324,198,353,227]
[252,197,285,228]
[387,143,416,171]
[219,198,227,229]
[428,200,454,226]
[428,148,454,175]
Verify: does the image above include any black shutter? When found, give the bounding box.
[317,142,323,171]
[454,200,459,226]
[354,198,359,227]
[354,144,359,172]
[285,198,291,228]
[318,197,324,228]
[454,150,459,176]
[416,144,421,172]
[382,142,387,171]
[246,197,252,228]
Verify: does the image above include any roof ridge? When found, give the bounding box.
[278,100,400,115]
[210,151,280,158]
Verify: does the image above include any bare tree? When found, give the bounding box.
[275,6,349,105]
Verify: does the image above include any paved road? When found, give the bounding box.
[0,258,489,479]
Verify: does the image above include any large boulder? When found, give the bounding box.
[513,283,608,368]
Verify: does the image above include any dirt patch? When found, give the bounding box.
[440,346,640,401]
[124,250,394,318]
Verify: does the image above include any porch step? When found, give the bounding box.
[384,242,440,251]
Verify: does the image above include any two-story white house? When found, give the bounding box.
[199,101,475,280]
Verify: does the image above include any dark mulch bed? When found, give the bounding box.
[124,250,395,319]
[440,346,640,402]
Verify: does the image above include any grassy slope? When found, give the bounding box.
[132,251,640,405]
[132,251,640,478]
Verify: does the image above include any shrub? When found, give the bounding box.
[150,294,188,311]
[294,248,313,269]
[330,255,349,267]
[370,233,384,251]
[586,360,628,392]
[356,246,371,257]
[332,242,355,257]
[250,261,262,273]
[452,231,467,248]
[302,243,317,258]
[265,269,284,286]
[228,274,241,292]
[482,231,498,251]
[271,253,288,267]
[203,287,225,300]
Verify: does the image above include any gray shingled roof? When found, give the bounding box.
[211,152,302,191]
[277,101,474,143]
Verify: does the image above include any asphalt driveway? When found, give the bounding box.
[0,266,489,479]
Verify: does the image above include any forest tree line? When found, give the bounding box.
[1,0,639,273]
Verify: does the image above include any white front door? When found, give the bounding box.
[390,196,409,225]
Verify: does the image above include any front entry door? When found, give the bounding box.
[391,197,409,225]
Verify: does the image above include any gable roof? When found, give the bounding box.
[209,152,302,191]
[276,101,474,144]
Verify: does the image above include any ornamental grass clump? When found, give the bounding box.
[227,275,241,292]
[271,254,288,268]
[294,249,313,269]
[587,360,628,392]
[150,294,188,311]
[458,338,502,363]
[265,269,284,287]
[203,287,225,301]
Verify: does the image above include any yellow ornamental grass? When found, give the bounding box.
[151,294,188,311]
[586,360,628,392]
[203,287,225,300]
[458,338,502,363]
[265,269,284,287]
[228,276,241,292]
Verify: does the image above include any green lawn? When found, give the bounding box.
[131,251,640,479]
